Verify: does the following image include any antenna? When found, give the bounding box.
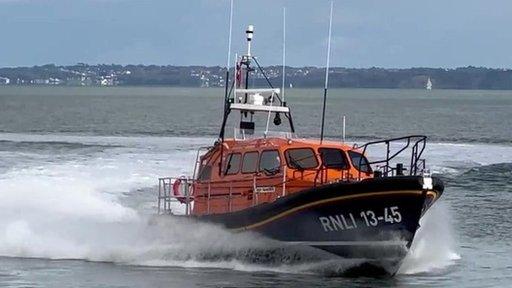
[281,7,286,102]
[219,0,234,175]
[222,0,234,123]
[226,0,234,69]
[246,25,254,57]
[320,0,334,143]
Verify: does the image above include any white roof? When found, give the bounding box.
[235,88,280,95]
[230,103,290,113]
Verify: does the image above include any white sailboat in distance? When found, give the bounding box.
[426,77,433,90]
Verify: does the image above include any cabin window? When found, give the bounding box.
[259,150,281,173]
[242,151,259,173]
[285,148,318,169]
[224,153,241,175]
[197,165,212,181]
[348,151,372,173]
[319,148,348,169]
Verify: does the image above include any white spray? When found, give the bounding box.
[398,202,460,274]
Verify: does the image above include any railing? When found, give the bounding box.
[192,146,213,181]
[157,166,289,215]
[233,128,296,141]
[355,135,427,180]
[157,177,194,215]
[313,166,351,187]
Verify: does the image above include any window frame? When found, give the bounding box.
[284,148,319,170]
[348,150,372,173]
[224,153,242,175]
[318,148,349,169]
[241,151,259,174]
[196,157,212,181]
[258,149,281,173]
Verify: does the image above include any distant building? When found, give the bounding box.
[200,74,209,88]
[32,79,50,84]
[0,77,10,84]
[99,75,115,86]
[49,78,63,85]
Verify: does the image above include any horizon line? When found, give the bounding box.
[1,63,511,71]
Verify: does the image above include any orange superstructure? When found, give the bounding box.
[192,137,373,215]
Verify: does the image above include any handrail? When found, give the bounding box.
[193,146,214,180]
[235,88,280,95]
[356,135,427,180]
[313,165,350,187]
[157,177,195,215]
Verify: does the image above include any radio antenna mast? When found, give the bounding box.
[320,0,334,143]
[281,7,286,102]
[219,0,234,175]
[222,0,234,122]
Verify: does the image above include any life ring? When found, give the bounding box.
[172,176,188,204]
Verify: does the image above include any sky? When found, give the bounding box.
[0,0,511,68]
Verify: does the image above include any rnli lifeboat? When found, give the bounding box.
[156,25,444,276]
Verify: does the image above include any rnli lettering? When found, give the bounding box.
[319,206,402,232]
[319,213,357,232]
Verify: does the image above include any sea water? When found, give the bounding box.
[0,87,511,287]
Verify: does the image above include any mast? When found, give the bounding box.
[218,24,295,143]
[219,0,234,140]
[281,7,286,103]
[244,25,254,92]
[266,8,287,137]
[218,0,234,176]
[226,0,234,74]
[320,1,334,143]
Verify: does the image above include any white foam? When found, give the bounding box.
[426,142,512,175]
[398,202,461,275]
[0,133,208,261]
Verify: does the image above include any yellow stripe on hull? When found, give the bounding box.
[233,189,438,232]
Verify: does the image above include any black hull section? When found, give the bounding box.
[195,176,444,275]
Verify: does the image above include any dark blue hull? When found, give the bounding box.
[196,176,444,275]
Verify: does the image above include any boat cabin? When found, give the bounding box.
[192,137,372,215]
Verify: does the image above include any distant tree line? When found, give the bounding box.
[0,64,511,90]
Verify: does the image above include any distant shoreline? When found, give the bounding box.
[1,64,511,90]
[2,86,512,93]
